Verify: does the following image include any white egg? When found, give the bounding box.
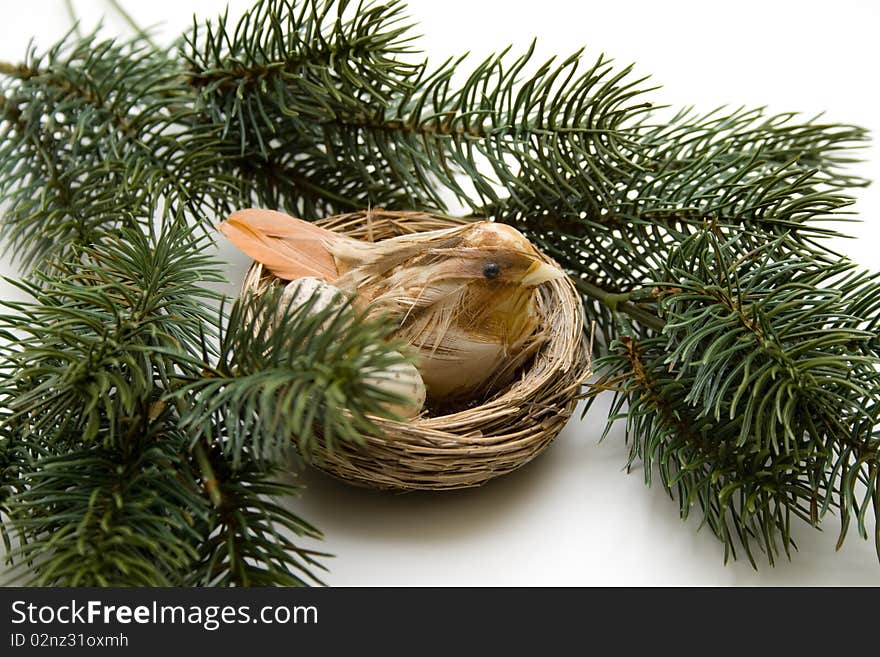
[363,354,426,420]
[275,278,425,418]
[279,277,346,322]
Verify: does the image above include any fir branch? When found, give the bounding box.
[3,441,203,586]
[0,223,330,586]
[188,450,326,587]
[0,224,221,447]
[311,44,654,212]
[588,231,880,565]
[504,105,868,240]
[176,283,413,466]
[494,106,869,340]
[636,106,869,191]
[0,31,237,271]
[180,0,424,215]
[597,334,813,566]
[0,225,220,586]
[0,32,166,267]
[658,231,880,449]
[182,0,655,218]
[183,0,418,108]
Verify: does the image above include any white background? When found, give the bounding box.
[1,0,879,585]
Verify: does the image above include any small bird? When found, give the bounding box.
[219,209,565,404]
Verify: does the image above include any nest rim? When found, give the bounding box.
[241,209,591,491]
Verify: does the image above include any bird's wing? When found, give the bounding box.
[219,208,353,281]
[332,224,470,279]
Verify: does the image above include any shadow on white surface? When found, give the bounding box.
[288,397,880,585]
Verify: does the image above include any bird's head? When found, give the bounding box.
[336,221,566,341]
[420,221,566,289]
[383,222,566,340]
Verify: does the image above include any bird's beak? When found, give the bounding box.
[521,260,566,287]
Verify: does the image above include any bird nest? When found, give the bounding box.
[241,210,591,491]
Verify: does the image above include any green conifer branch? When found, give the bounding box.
[587,230,880,565]
[0,31,240,271]
[0,221,397,585]
[189,450,327,587]
[175,284,413,466]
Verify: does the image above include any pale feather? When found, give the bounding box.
[331,224,470,284]
[219,208,348,281]
[413,332,507,400]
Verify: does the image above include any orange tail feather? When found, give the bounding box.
[218,208,342,281]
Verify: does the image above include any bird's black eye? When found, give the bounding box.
[483,262,500,279]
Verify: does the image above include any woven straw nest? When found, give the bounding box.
[241,210,591,491]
